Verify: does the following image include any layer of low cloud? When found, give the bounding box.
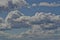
[0,10,60,40]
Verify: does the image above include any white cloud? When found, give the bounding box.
[0,1,60,40]
[39,2,60,7]
[9,12,60,39]
[31,2,60,7]
[0,12,60,40]
[0,0,28,9]
[5,10,31,28]
[0,0,9,8]
[32,3,37,7]
[12,0,28,6]
[5,10,24,21]
[5,11,60,29]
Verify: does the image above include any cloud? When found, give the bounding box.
[0,17,11,31]
[5,10,31,28]
[9,12,60,39]
[0,17,7,30]
[0,12,60,40]
[32,2,60,7]
[0,31,21,39]
[0,0,9,8]
[12,0,28,6]
[32,3,37,7]
[5,10,24,22]
[39,2,60,7]
[13,12,60,31]
[0,0,28,10]
[5,11,60,29]
[0,0,60,40]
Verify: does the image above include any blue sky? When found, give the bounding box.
[0,0,60,40]
[0,0,60,18]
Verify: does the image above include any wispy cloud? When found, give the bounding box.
[32,2,60,7]
[39,2,60,7]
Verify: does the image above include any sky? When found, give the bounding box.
[0,0,60,40]
[0,0,60,18]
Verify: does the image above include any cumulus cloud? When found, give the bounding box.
[0,11,60,40]
[32,3,37,7]
[9,12,60,39]
[5,11,60,30]
[5,10,31,28]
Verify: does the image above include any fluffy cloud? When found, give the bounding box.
[10,12,60,39]
[0,0,60,40]
[5,11,60,30]
[5,10,31,28]
[0,11,60,40]
[12,12,60,33]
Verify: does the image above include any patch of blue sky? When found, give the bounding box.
[20,6,60,16]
